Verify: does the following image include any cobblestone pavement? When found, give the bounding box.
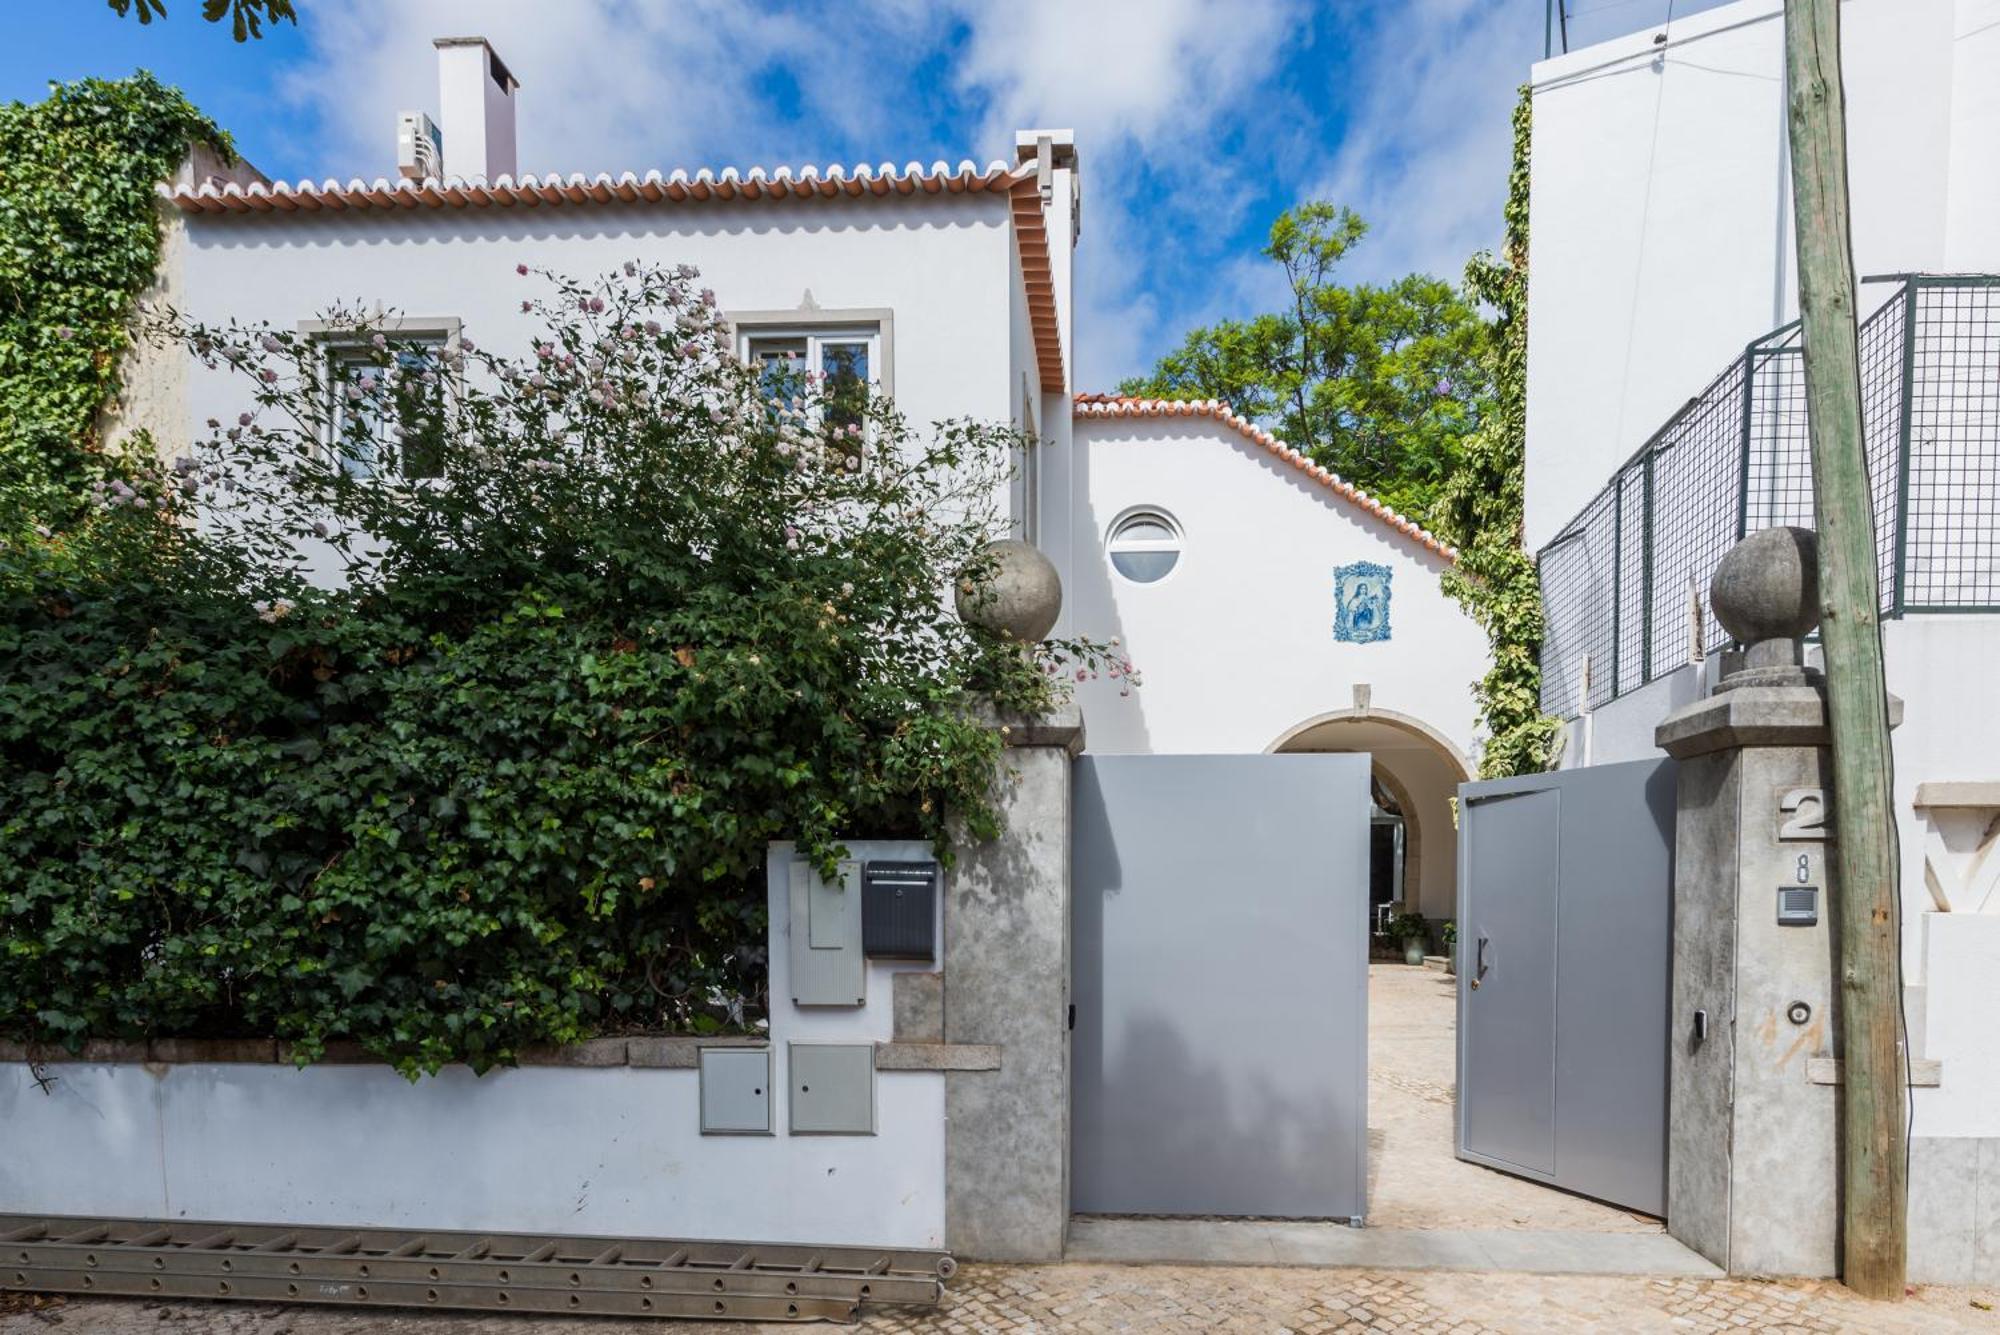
[1363,965,1657,1234]
[6,1266,1998,1333]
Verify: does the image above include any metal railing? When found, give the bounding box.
[1537,275,2000,719]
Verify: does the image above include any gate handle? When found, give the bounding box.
[1476,934,1491,980]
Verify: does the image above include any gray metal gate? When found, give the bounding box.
[1071,753,1371,1220]
[1455,757,1676,1216]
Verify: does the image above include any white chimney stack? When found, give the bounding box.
[433,36,518,181]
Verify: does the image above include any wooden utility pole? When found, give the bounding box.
[1783,0,1907,1300]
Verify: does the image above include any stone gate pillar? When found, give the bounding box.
[942,704,1081,1262]
[1655,527,1898,1277]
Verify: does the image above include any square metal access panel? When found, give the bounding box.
[699,1047,773,1135]
[788,1042,876,1135]
[788,858,865,1007]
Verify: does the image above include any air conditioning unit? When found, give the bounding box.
[396,111,443,181]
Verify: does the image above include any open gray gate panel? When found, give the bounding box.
[1072,753,1371,1221]
[1455,757,1676,1217]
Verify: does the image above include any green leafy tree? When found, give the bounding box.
[107,0,297,41]
[0,260,1129,1074]
[1119,203,1492,524]
[1436,90,1563,778]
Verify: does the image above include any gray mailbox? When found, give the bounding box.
[862,860,938,961]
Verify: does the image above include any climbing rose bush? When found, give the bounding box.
[0,260,1128,1075]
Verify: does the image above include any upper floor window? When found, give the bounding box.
[1107,509,1183,584]
[745,328,878,438]
[306,319,458,481]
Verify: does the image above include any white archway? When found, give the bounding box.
[1268,709,1471,924]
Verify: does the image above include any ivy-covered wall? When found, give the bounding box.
[0,73,230,536]
[1438,88,1563,778]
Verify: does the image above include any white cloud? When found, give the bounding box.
[943,0,1300,150]
[277,1,911,182]
[1307,0,1534,289]
[936,0,1311,388]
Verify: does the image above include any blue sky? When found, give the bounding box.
[9,0,1725,390]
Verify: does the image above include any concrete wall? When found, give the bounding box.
[1064,415,1487,761]
[1528,0,2000,1188]
[1666,736,1842,1277]
[0,1061,943,1247]
[0,840,949,1248]
[1523,0,1998,549]
[1945,2,2000,270]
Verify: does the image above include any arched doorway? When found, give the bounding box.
[1268,709,1472,932]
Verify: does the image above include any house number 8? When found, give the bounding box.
[1796,853,1812,884]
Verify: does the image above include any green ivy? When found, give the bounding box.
[0,73,230,537]
[1438,88,1563,778]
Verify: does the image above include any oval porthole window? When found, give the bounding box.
[1107,510,1182,584]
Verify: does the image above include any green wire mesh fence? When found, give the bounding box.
[1537,276,2000,719]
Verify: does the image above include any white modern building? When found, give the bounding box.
[119,36,1490,929]
[1528,0,2000,1281]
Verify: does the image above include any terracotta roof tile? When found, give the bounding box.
[1072,395,1456,561]
[159,160,1034,213]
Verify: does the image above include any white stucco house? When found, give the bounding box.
[1527,0,2000,1280]
[122,35,1490,929]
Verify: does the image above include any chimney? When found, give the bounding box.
[433,36,518,181]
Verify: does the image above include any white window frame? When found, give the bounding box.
[1016,373,1040,544]
[731,308,893,396]
[300,317,461,482]
[732,309,893,458]
[1105,507,1185,585]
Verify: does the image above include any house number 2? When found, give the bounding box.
[1779,787,1830,841]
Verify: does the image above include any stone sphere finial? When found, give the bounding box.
[1710,526,1820,690]
[1710,526,1820,644]
[956,539,1062,643]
